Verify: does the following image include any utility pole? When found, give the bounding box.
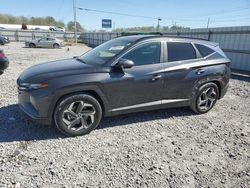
[157,17,162,31]
[206,18,210,29]
[73,0,77,43]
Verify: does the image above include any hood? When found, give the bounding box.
[18,58,104,83]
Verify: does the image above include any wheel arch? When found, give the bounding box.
[29,43,36,47]
[49,86,111,123]
[192,78,222,100]
[53,43,60,47]
[210,80,221,99]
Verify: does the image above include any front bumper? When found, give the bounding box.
[18,87,52,125]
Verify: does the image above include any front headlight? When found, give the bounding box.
[19,83,48,90]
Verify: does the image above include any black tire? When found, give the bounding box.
[53,43,60,48]
[191,82,219,114]
[29,43,35,48]
[54,94,102,136]
[0,41,4,45]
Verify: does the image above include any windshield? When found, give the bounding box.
[79,38,132,65]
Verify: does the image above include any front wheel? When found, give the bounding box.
[54,94,102,136]
[191,83,219,114]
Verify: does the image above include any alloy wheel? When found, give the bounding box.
[62,101,96,131]
[197,87,217,111]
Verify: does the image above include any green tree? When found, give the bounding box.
[0,14,66,27]
[67,21,84,32]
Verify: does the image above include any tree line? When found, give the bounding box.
[0,14,84,32]
[112,25,190,32]
[0,14,189,32]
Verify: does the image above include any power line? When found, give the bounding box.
[170,7,250,20]
[77,7,160,20]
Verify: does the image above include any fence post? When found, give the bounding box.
[32,32,35,40]
[97,33,99,45]
[207,30,212,41]
[14,30,19,41]
[64,32,67,42]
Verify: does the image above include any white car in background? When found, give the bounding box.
[25,37,64,48]
[49,26,65,32]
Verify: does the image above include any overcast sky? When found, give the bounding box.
[0,0,250,30]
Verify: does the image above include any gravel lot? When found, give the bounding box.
[0,42,249,188]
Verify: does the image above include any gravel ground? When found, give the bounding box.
[0,42,249,188]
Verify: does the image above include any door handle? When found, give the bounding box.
[196,69,205,75]
[151,74,162,81]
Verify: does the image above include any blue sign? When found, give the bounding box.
[102,19,112,28]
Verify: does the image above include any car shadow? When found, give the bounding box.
[0,104,65,143]
[0,104,194,143]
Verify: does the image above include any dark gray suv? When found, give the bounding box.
[17,35,230,136]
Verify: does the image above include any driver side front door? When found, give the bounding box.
[107,41,165,114]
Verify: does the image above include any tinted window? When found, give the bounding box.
[195,43,215,57]
[167,42,196,62]
[123,42,161,66]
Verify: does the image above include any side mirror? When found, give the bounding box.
[113,58,134,69]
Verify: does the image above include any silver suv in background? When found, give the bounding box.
[25,37,64,48]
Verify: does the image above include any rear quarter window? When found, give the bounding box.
[167,42,196,62]
[195,43,215,57]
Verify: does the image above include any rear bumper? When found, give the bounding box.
[4,39,10,43]
[220,82,229,99]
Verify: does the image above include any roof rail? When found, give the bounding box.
[161,35,209,41]
[118,32,209,41]
[121,32,163,36]
[119,32,209,41]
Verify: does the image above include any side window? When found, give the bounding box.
[123,42,161,66]
[195,43,215,57]
[167,42,196,62]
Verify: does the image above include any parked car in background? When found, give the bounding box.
[18,35,230,136]
[0,35,10,45]
[25,37,64,48]
[0,50,9,75]
[49,26,65,32]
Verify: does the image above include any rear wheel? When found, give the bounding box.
[191,83,219,114]
[0,41,4,45]
[29,43,35,48]
[53,43,60,48]
[54,94,102,136]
